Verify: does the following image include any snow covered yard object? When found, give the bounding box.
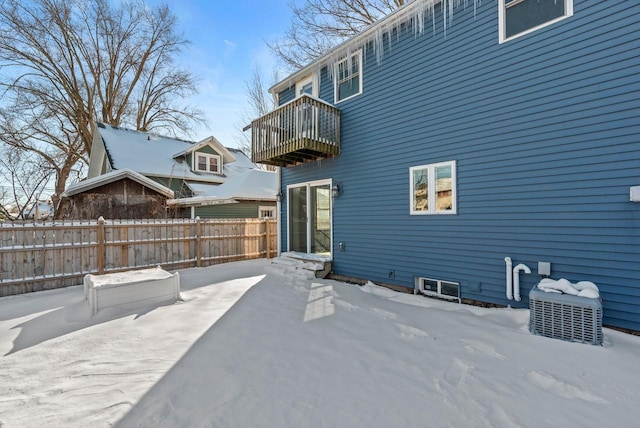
[529,279,603,345]
[268,252,332,278]
[84,267,180,316]
[2,259,640,426]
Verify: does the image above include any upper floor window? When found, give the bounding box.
[499,0,573,43]
[194,152,221,174]
[410,161,457,215]
[334,50,362,103]
[296,75,315,97]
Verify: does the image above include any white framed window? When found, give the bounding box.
[334,50,362,103]
[194,152,221,174]
[415,276,460,302]
[410,160,457,215]
[499,0,573,43]
[259,206,276,218]
[296,74,316,97]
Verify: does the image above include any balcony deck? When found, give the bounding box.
[250,95,340,167]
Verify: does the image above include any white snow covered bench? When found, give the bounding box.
[84,267,180,316]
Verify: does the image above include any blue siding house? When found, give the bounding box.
[249,0,640,330]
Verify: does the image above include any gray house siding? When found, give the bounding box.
[278,1,640,330]
[148,176,193,199]
[194,201,275,219]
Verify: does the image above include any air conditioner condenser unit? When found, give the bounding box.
[529,287,603,346]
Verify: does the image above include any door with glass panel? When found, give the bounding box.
[288,181,332,256]
[295,75,315,138]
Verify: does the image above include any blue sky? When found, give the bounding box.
[147,0,293,147]
[1,1,294,202]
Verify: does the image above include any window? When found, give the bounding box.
[194,152,221,174]
[415,277,460,302]
[410,161,456,215]
[296,75,315,97]
[499,0,573,42]
[334,50,362,103]
[259,206,276,218]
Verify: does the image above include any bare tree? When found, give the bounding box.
[269,0,406,70]
[0,146,54,220]
[237,66,278,158]
[0,0,204,209]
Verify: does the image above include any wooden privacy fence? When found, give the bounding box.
[0,217,277,297]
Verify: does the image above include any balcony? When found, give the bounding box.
[250,95,340,167]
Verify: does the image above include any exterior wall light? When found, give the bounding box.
[331,183,341,198]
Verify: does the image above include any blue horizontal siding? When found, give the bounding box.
[280,0,640,330]
[278,86,296,106]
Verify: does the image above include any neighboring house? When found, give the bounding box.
[87,123,277,219]
[10,200,54,220]
[248,1,640,330]
[58,169,174,219]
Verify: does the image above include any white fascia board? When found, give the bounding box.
[167,195,277,207]
[172,136,236,163]
[63,169,174,198]
[167,197,239,207]
[143,173,225,185]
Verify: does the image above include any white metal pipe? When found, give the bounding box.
[276,166,282,257]
[513,263,531,302]
[505,257,513,300]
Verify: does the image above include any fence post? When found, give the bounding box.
[265,218,272,259]
[195,216,202,267]
[97,216,105,274]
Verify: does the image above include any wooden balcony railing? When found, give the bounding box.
[250,95,340,167]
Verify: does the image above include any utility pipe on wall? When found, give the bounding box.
[276,166,282,257]
[512,263,531,302]
[505,257,513,300]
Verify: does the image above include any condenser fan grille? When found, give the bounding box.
[529,288,603,346]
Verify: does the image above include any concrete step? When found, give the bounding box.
[270,252,332,279]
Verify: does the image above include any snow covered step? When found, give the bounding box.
[267,252,332,279]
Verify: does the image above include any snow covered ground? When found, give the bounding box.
[0,258,638,427]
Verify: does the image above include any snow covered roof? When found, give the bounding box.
[169,169,277,207]
[62,168,174,198]
[94,124,276,206]
[97,124,221,183]
[270,0,476,95]
[172,135,236,164]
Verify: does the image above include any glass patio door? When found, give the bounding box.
[288,181,332,256]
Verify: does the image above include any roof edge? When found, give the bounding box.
[172,135,236,163]
[62,169,175,199]
[270,0,456,94]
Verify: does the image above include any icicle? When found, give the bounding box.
[443,0,447,38]
[312,0,479,83]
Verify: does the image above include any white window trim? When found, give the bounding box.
[499,0,573,44]
[286,179,333,257]
[415,276,461,303]
[334,50,363,104]
[409,160,457,215]
[193,152,222,174]
[295,74,317,98]
[259,206,276,218]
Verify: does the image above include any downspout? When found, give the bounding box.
[505,257,513,300]
[512,263,531,302]
[276,166,282,256]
